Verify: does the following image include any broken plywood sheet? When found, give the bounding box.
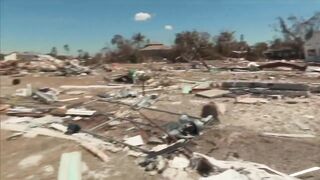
[196,89,230,98]
[58,151,82,180]
[124,135,144,146]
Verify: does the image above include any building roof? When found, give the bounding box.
[305,31,320,46]
[140,43,171,51]
[6,51,40,56]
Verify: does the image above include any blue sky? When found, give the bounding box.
[1,0,319,55]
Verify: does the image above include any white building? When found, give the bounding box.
[4,52,18,61]
[304,31,320,62]
[4,52,39,61]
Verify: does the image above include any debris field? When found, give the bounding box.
[1,59,320,180]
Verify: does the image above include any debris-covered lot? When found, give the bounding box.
[1,60,320,180]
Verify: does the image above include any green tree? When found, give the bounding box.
[174,30,214,61]
[214,31,237,57]
[111,34,125,48]
[83,52,90,60]
[109,34,142,63]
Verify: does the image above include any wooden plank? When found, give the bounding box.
[58,151,82,180]
[60,85,130,89]
[196,89,230,98]
[80,142,109,162]
[66,108,96,116]
[290,167,320,177]
[235,97,269,104]
[58,98,80,102]
[260,132,316,138]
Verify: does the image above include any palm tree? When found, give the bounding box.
[132,33,146,48]
[111,34,125,48]
[63,44,70,55]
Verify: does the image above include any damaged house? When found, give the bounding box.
[304,31,320,62]
[139,43,172,61]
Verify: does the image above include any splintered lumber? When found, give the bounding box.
[60,85,131,89]
[34,91,56,104]
[196,89,230,98]
[290,167,320,177]
[147,140,190,158]
[58,98,79,102]
[66,108,96,116]
[80,142,109,162]
[58,151,82,180]
[260,132,316,138]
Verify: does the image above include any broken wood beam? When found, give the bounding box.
[80,142,109,162]
[60,85,131,89]
[290,167,320,177]
[98,98,201,119]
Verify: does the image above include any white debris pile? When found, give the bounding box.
[3,57,91,75]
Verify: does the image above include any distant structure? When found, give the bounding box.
[139,43,172,61]
[263,48,299,60]
[4,52,39,61]
[3,52,58,61]
[304,31,320,62]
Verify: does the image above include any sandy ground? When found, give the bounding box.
[1,63,320,179]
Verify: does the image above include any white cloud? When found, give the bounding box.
[134,12,152,21]
[164,25,173,30]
